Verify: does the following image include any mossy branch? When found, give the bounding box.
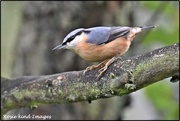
[1,43,179,115]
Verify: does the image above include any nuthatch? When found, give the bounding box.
[53,25,155,79]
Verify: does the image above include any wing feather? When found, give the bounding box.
[86,26,130,45]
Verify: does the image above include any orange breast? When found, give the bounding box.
[75,34,131,62]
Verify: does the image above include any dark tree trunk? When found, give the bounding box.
[10,1,135,120]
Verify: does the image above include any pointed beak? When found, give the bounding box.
[140,25,156,30]
[52,44,65,51]
[133,25,156,34]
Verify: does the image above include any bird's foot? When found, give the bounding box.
[97,56,121,79]
[83,59,109,75]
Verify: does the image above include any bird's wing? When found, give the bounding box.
[107,26,130,43]
[85,27,111,45]
[86,26,130,45]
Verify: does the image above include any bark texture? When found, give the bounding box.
[2,43,179,116]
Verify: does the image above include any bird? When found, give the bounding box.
[53,25,155,79]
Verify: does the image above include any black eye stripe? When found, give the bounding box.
[69,36,75,39]
[62,30,86,45]
[76,31,83,35]
[62,37,74,45]
[68,31,82,40]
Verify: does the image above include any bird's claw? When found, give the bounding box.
[97,65,108,80]
[83,65,96,75]
[84,56,122,80]
[83,60,108,75]
[97,56,119,80]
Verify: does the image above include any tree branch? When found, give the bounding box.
[1,43,179,114]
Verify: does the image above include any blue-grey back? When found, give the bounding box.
[86,26,130,45]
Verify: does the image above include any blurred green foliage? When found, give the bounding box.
[141,1,175,16]
[140,1,179,120]
[144,81,179,120]
[1,1,23,77]
[144,28,179,45]
[140,1,179,45]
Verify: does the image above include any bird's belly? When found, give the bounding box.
[75,38,130,62]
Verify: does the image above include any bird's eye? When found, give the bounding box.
[76,31,83,36]
[66,31,82,42]
[62,31,83,45]
[67,36,75,42]
[62,36,75,45]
